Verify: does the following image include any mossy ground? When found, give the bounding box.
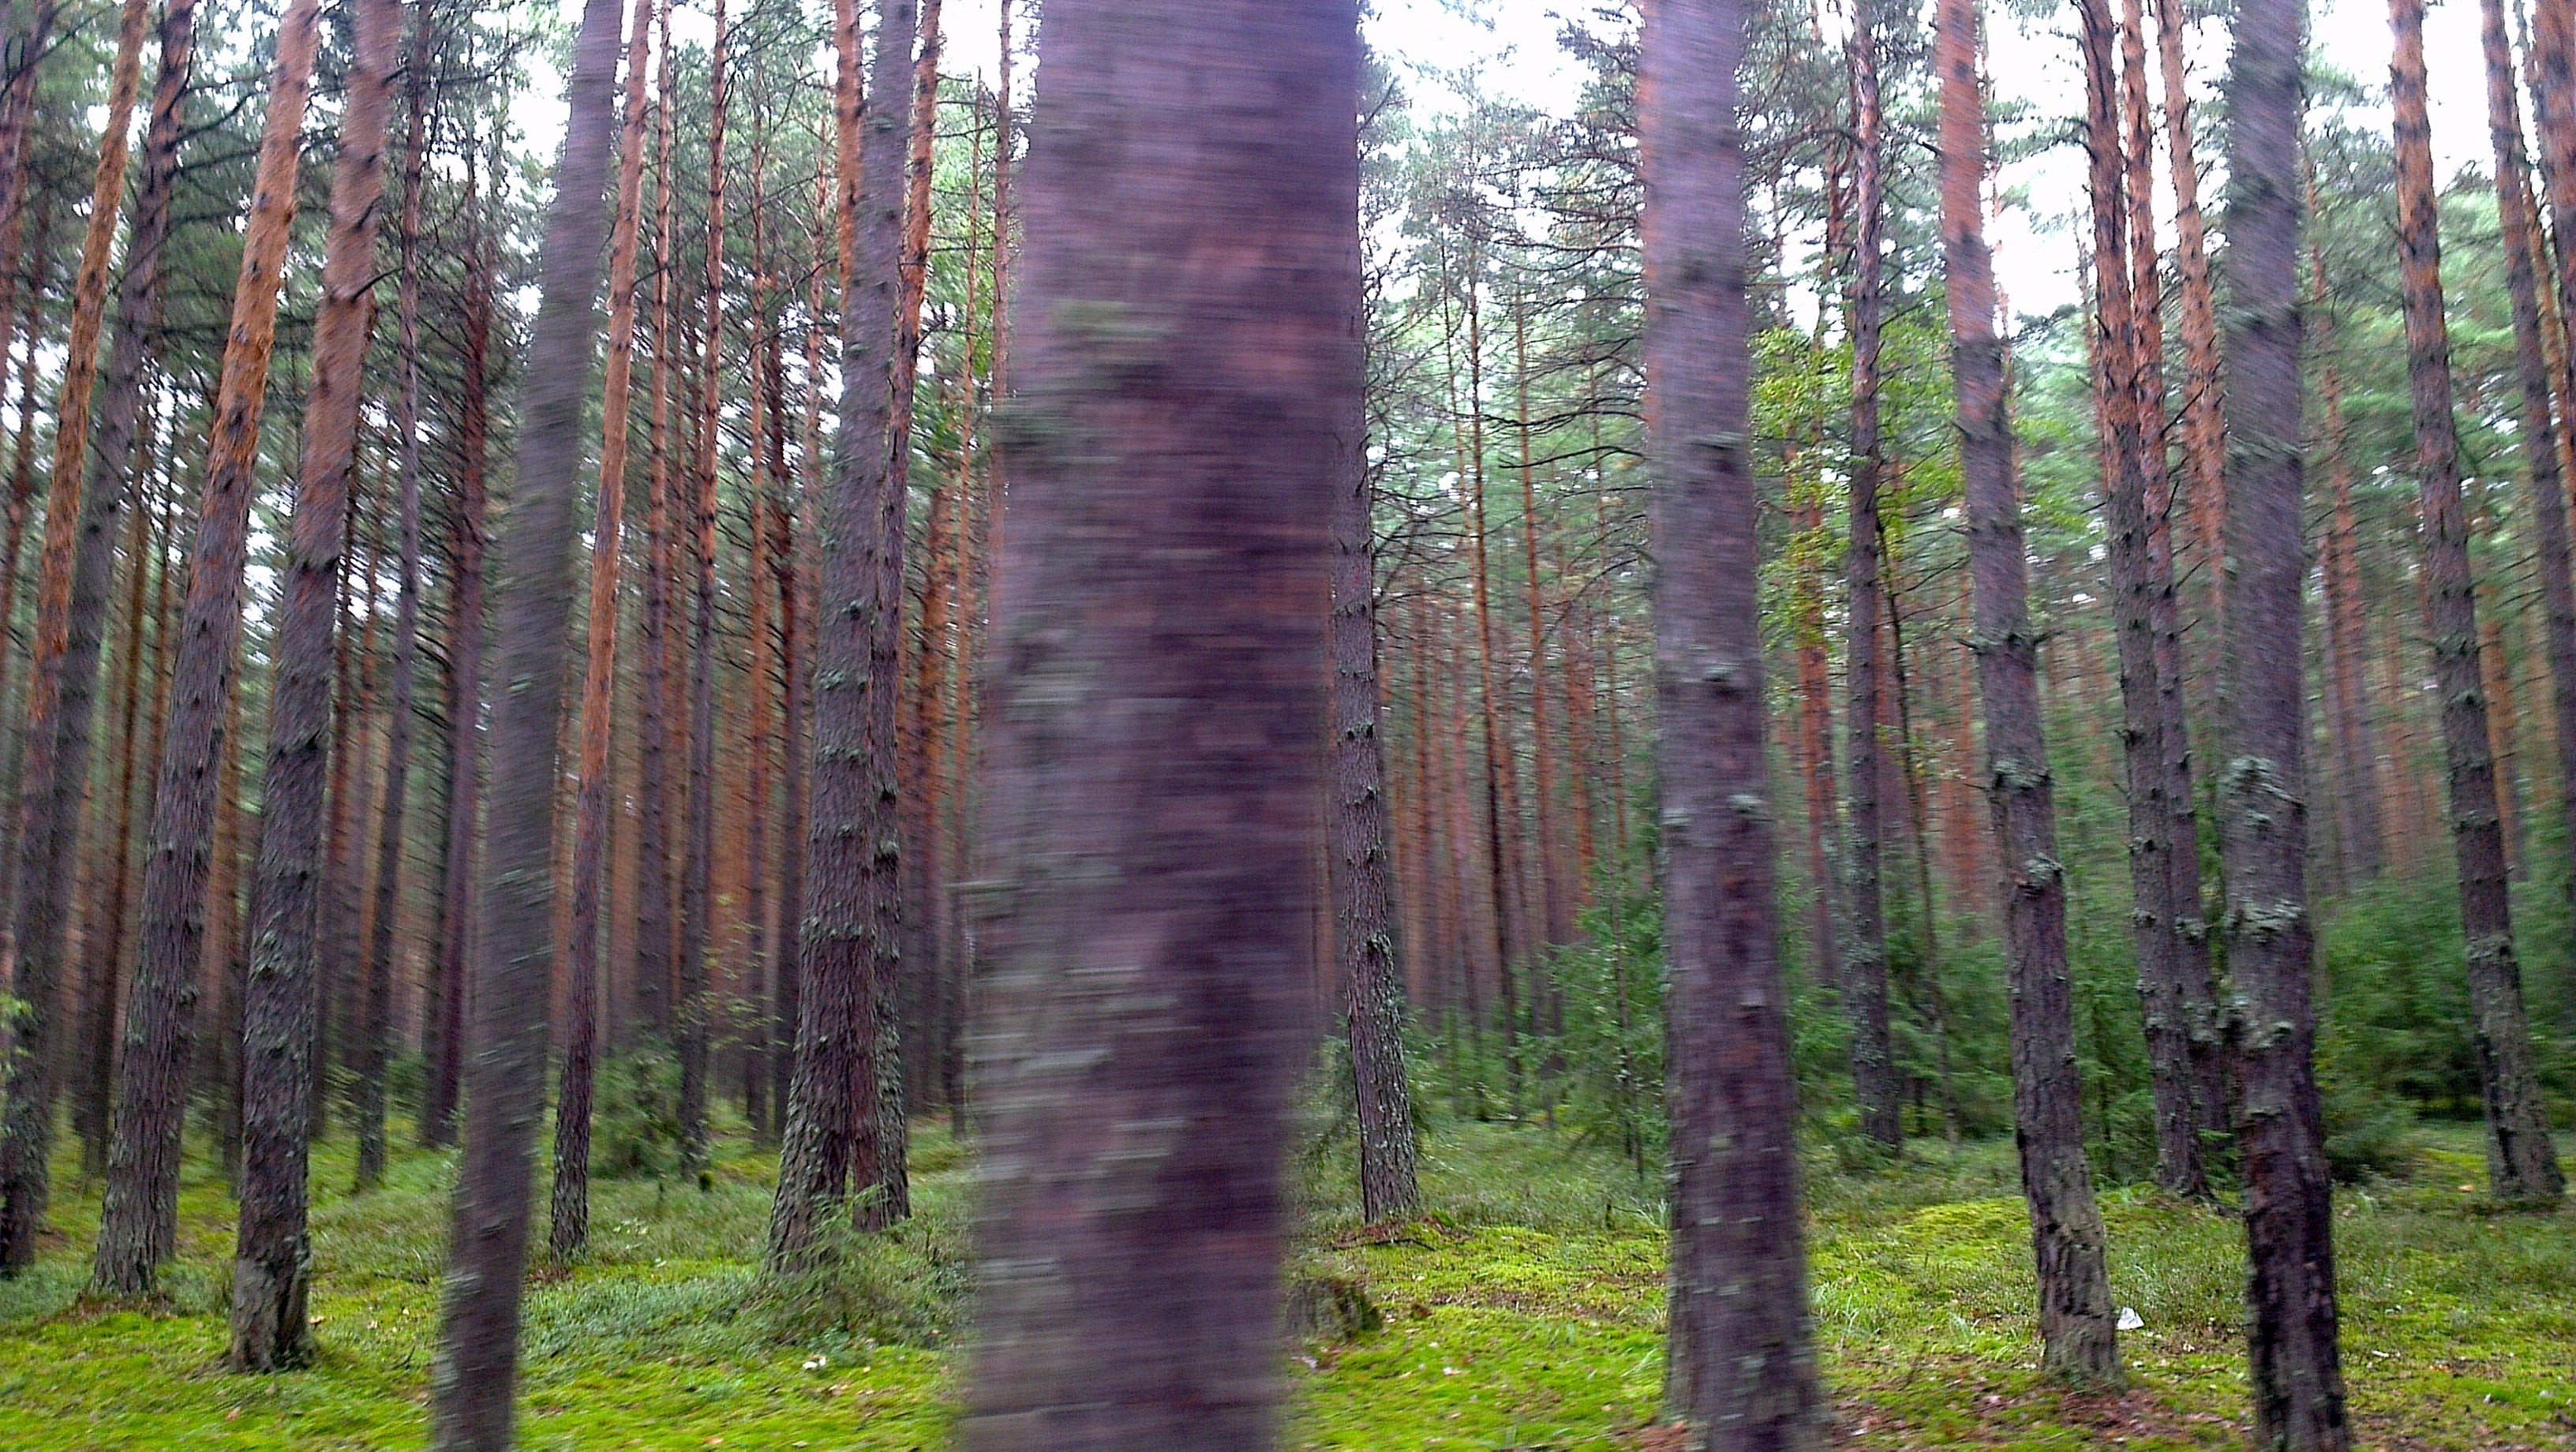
[2,1115,2570,1449]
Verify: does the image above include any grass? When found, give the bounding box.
[2,1110,2571,1449]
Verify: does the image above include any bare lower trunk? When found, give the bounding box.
[2220,0,2352,1436]
[957,6,1354,1444]
[1842,6,1900,1151]
[425,0,626,1433]
[552,0,658,1259]
[227,0,399,1363]
[1331,255,1420,1224]
[1646,0,1825,1443]
[2387,0,2563,1207]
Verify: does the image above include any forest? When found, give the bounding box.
[0,0,2570,1443]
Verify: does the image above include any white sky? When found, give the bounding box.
[511,0,2497,323]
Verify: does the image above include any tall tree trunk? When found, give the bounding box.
[2220,0,2353,1435]
[2114,0,2221,1200]
[1458,267,1526,1102]
[425,167,492,1152]
[676,0,732,1180]
[957,2,1354,1443]
[773,197,825,1140]
[633,0,678,1044]
[425,0,625,1429]
[1332,243,1421,1224]
[552,0,657,1260]
[740,175,774,1136]
[23,0,152,1194]
[1842,2,1900,1152]
[2387,0,2563,1207]
[1792,494,1840,985]
[1513,302,1566,947]
[1646,0,1826,1441]
[893,0,944,1095]
[226,0,399,1360]
[356,0,431,1195]
[32,0,230,1292]
[2482,0,2576,910]
[1945,0,2122,1384]
[80,388,161,1179]
[768,0,909,1264]
[2155,0,2225,631]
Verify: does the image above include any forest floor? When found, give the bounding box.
[0,1110,2570,1450]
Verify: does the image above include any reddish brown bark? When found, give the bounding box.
[2155,0,2224,627]
[227,0,401,1360]
[552,0,658,1259]
[45,0,292,1293]
[2387,0,2563,1207]
[632,0,679,1042]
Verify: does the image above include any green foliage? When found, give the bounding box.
[2320,874,2576,1123]
[590,1049,687,1181]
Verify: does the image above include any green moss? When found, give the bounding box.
[4,1117,2571,1449]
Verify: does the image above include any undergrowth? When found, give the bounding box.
[2,1103,2570,1449]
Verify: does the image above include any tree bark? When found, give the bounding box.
[1644,0,1825,1443]
[1332,238,1421,1224]
[43,0,290,1292]
[2387,0,2563,1207]
[2482,0,2576,917]
[957,4,1353,1443]
[0,0,152,1267]
[1946,0,2122,1387]
[225,0,399,1361]
[768,0,907,1265]
[552,0,657,1260]
[425,0,626,1430]
[356,0,432,1196]
[2218,0,2353,1435]
[2114,0,2223,1202]
[1842,2,1900,1152]
[632,0,679,1044]
[2154,0,2225,631]
[424,165,492,1152]
[676,0,733,1181]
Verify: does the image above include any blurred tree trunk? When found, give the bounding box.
[958,2,1354,1443]
[633,0,679,1045]
[1842,1,1900,1152]
[2481,0,2576,905]
[424,159,492,1153]
[2219,0,2353,1435]
[1646,0,1826,1440]
[552,0,658,1258]
[676,0,733,1180]
[356,0,432,1195]
[426,0,627,1430]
